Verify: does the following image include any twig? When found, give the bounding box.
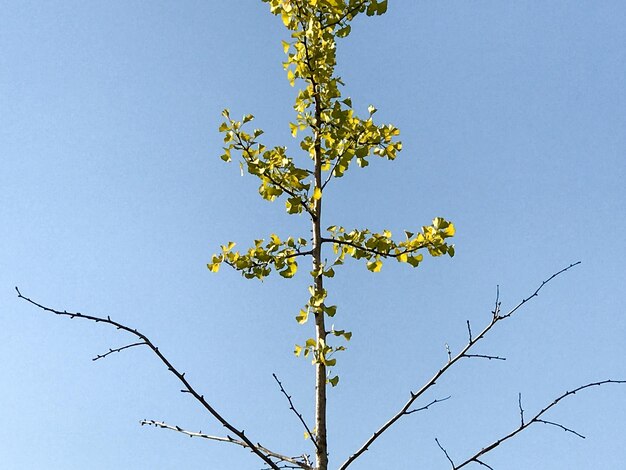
[338,262,581,470]
[405,396,451,415]
[473,459,495,470]
[464,354,506,361]
[272,373,319,451]
[498,262,581,320]
[141,419,313,470]
[92,342,146,361]
[15,287,283,470]
[435,438,455,468]
[535,419,586,439]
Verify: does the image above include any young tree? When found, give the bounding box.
[15,2,624,470]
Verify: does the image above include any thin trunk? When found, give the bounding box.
[312,84,328,470]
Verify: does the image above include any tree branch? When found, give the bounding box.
[464,354,506,361]
[405,396,451,416]
[338,262,582,470]
[140,419,313,470]
[92,342,146,361]
[15,287,283,470]
[321,1,368,30]
[449,380,626,469]
[272,373,319,451]
[320,236,429,259]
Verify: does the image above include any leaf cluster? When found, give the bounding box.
[209,0,454,376]
[208,235,309,280]
[326,217,456,272]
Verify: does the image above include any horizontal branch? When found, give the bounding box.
[15,287,283,470]
[338,262,581,470]
[141,419,312,470]
[464,354,506,361]
[320,236,427,259]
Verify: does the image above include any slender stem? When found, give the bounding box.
[272,373,319,451]
[321,236,431,258]
[312,69,328,470]
[295,4,329,467]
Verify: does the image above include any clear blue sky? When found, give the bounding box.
[2,1,625,469]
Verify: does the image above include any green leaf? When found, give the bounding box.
[366,260,383,272]
[323,305,337,317]
[295,309,309,324]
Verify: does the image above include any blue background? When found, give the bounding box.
[2,1,625,469]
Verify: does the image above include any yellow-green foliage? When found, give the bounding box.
[210,0,454,380]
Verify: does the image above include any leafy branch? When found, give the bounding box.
[322,217,455,272]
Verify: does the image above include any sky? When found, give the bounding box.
[1,1,625,469]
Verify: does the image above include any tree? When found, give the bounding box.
[13,1,625,469]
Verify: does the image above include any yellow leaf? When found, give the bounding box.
[313,187,322,200]
[367,260,383,272]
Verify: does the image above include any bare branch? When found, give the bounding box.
[518,392,524,426]
[272,373,319,451]
[92,342,146,361]
[16,287,283,470]
[338,262,582,470]
[141,419,313,470]
[498,262,581,320]
[535,419,586,439]
[464,354,506,361]
[405,396,451,416]
[452,380,626,469]
[435,438,455,468]
[492,285,500,319]
[474,459,495,470]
